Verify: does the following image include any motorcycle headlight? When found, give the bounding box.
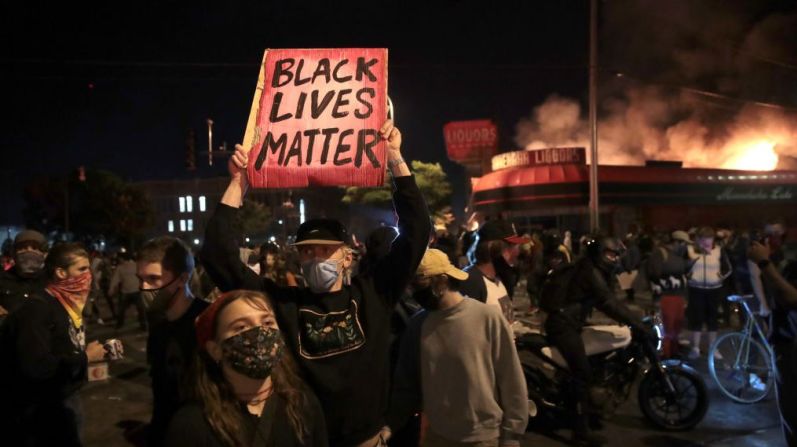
[653,321,664,352]
[643,314,664,352]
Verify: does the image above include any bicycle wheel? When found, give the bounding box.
[708,332,774,403]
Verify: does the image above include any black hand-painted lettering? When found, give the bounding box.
[355,129,380,168]
[320,128,340,164]
[311,90,336,119]
[294,59,311,86]
[334,129,354,166]
[295,92,307,119]
[273,59,295,88]
[255,132,288,170]
[284,132,303,166]
[332,89,352,119]
[333,59,352,82]
[355,57,378,82]
[354,88,375,119]
[303,129,320,165]
[269,92,293,122]
[312,59,331,84]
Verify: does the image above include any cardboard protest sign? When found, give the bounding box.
[243,48,389,188]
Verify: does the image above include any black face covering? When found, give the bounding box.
[15,251,45,278]
[140,276,181,314]
[413,287,442,311]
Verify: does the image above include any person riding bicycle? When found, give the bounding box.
[541,236,651,446]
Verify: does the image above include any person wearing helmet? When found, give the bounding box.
[539,235,648,446]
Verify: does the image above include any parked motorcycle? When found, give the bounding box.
[516,317,708,431]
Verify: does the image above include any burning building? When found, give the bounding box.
[471,147,797,234]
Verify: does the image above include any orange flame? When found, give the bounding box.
[722,140,779,171]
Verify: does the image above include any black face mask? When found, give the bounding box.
[140,276,181,314]
[15,251,45,278]
[413,287,442,311]
[221,326,284,379]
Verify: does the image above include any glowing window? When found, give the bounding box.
[186,195,193,212]
[187,219,194,232]
[179,197,186,213]
[180,220,186,232]
[168,220,175,233]
[199,196,207,212]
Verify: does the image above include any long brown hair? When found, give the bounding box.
[190,290,310,447]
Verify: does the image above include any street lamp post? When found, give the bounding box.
[588,0,600,232]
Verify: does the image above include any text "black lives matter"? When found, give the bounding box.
[255,57,383,171]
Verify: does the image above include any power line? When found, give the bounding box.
[611,71,797,112]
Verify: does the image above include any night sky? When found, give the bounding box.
[3,1,795,225]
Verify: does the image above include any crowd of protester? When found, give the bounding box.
[0,120,794,447]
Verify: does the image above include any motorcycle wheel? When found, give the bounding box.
[637,366,708,431]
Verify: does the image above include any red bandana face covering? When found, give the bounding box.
[47,271,92,328]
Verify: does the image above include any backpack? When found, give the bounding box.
[539,263,577,313]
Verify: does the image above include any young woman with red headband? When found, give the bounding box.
[0,242,108,446]
[165,290,327,447]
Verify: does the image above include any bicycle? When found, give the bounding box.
[707,294,776,403]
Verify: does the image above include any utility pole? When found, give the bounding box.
[207,118,214,166]
[588,0,600,232]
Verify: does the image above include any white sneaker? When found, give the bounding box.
[688,347,701,360]
[713,350,724,361]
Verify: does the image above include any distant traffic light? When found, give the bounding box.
[186,129,196,171]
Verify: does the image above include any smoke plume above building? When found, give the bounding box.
[514,0,797,170]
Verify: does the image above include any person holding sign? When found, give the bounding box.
[201,119,431,447]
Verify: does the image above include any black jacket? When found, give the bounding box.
[200,175,430,447]
[543,257,638,331]
[0,268,46,318]
[0,292,88,446]
[147,298,210,446]
[165,391,328,447]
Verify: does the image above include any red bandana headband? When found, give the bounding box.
[195,291,239,350]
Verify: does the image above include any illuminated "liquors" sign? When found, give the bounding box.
[491,147,586,171]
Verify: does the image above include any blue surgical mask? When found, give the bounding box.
[302,258,342,293]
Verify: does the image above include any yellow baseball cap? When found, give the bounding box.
[416,248,468,280]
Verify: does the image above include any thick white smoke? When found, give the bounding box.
[514,1,797,171]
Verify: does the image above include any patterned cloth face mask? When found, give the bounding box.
[221,326,284,379]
